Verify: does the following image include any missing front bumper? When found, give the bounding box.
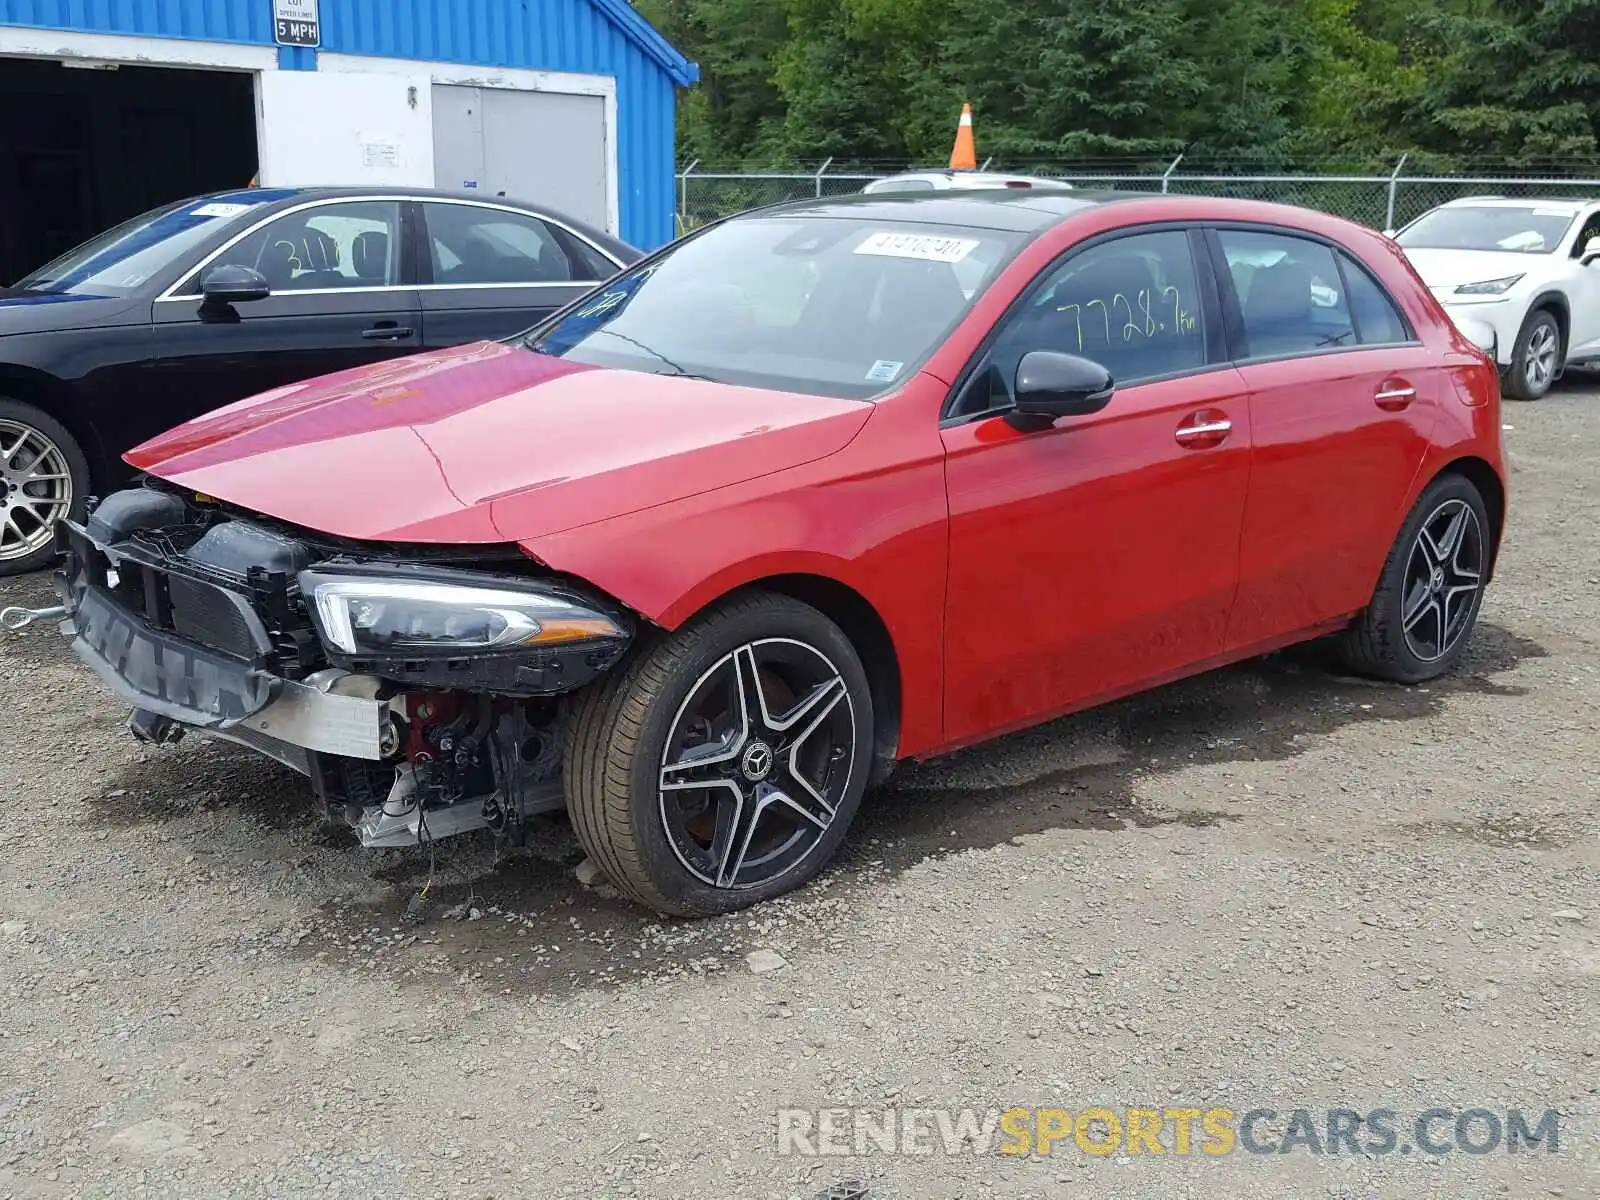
[56,521,392,764]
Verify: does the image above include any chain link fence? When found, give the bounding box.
[677,159,1600,235]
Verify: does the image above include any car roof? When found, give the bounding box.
[732,190,1403,251]
[867,169,1073,188]
[229,184,604,219]
[1438,196,1593,212]
[183,185,636,255]
[743,188,1148,233]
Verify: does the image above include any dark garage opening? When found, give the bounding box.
[0,58,258,284]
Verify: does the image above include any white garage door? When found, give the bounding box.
[259,69,435,188]
[432,85,610,231]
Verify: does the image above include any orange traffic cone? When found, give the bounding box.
[949,103,976,170]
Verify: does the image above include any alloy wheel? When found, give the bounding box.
[1524,322,1558,392]
[0,419,73,563]
[658,637,858,890]
[1401,498,1484,662]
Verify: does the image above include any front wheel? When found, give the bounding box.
[0,399,89,576]
[564,592,874,917]
[1504,309,1561,401]
[1338,474,1492,683]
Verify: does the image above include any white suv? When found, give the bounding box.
[1389,196,1600,399]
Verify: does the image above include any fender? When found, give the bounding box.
[519,389,954,758]
[0,359,111,481]
[1525,289,1569,332]
[1370,372,1508,594]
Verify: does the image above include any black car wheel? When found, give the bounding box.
[0,399,88,576]
[1338,473,1492,683]
[565,592,873,917]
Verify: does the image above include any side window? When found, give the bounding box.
[957,229,1206,416]
[1574,211,1600,258]
[194,201,402,293]
[423,203,584,285]
[1337,251,1410,345]
[1218,229,1354,358]
[566,236,621,281]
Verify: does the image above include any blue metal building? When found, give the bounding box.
[0,0,696,257]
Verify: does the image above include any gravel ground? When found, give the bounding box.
[2,379,1597,1200]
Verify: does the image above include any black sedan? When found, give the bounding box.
[0,186,639,574]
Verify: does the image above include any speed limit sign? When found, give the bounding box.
[273,0,321,47]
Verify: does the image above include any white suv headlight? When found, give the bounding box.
[1453,274,1524,296]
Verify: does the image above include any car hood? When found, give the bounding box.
[0,289,145,335]
[1397,247,1548,290]
[126,340,873,544]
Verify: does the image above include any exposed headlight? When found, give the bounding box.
[1453,274,1524,296]
[299,569,627,657]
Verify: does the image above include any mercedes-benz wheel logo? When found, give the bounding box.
[740,740,775,782]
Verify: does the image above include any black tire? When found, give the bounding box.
[1504,308,1561,401]
[0,398,90,577]
[1338,473,1492,683]
[564,592,874,917]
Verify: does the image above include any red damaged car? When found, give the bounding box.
[17,191,1507,916]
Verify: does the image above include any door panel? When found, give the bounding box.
[1210,226,1441,650]
[942,370,1253,744]
[140,198,422,446]
[941,225,1252,746]
[1567,212,1600,357]
[1572,270,1600,358]
[148,288,422,445]
[1225,348,1440,648]
[419,283,591,347]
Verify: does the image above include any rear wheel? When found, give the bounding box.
[564,592,873,917]
[1505,309,1560,401]
[0,400,88,576]
[1338,473,1491,683]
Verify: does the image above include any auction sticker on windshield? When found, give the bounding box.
[854,231,979,263]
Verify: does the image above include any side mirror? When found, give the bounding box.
[1582,235,1600,265]
[1006,350,1114,431]
[201,264,270,305]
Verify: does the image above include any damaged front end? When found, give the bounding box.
[36,480,635,849]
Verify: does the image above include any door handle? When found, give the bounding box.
[1174,412,1232,449]
[362,324,415,341]
[1374,383,1416,411]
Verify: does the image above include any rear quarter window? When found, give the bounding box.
[1337,251,1412,345]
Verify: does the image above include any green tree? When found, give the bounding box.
[1407,0,1600,164]
[938,0,1209,158]
[636,0,793,162]
[773,0,955,162]
[634,0,1600,171]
